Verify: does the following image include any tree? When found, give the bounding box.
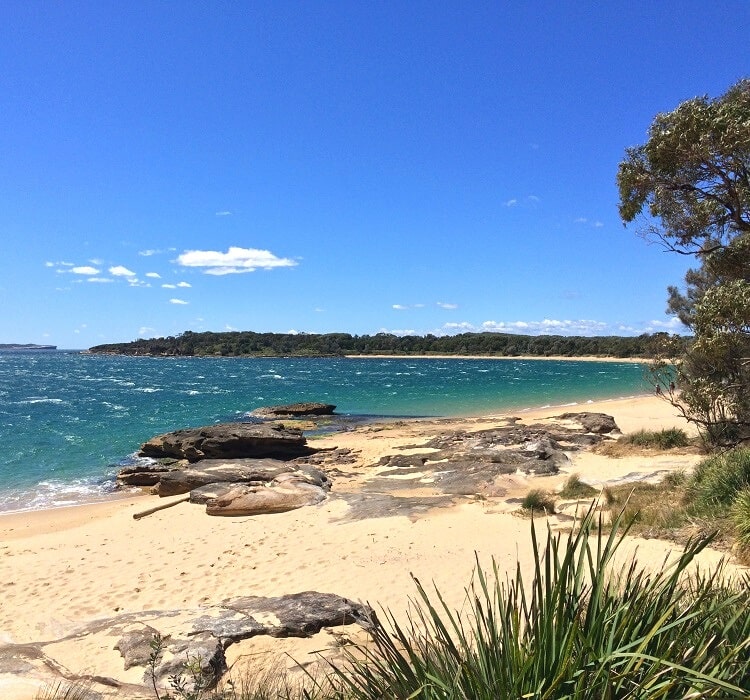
[618,79,750,445]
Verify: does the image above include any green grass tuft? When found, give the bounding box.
[559,473,598,499]
[621,427,690,449]
[731,489,750,551]
[519,488,556,514]
[688,447,750,515]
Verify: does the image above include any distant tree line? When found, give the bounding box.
[88,330,686,359]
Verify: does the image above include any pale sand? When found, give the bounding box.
[0,395,732,698]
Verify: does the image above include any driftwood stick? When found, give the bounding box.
[133,495,190,520]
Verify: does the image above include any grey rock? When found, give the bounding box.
[154,458,292,497]
[138,423,314,462]
[557,412,620,434]
[251,402,336,418]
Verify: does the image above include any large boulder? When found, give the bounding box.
[557,412,619,434]
[251,402,337,418]
[138,422,314,462]
[205,467,331,516]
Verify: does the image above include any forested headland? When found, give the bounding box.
[87,330,685,358]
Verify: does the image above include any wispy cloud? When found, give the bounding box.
[161,283,177,289]
[437,302,458,310]
[169,298,189,305]
[176,281,191,288]
[392,304,408,310]
[71,266,100,275]
[109,265,136,277]
[176,246,297,275]
[86,277,113,283]
[145,272,161,278]
[481,319,610,335]
[504,195,540,208]
[215,210,233,217]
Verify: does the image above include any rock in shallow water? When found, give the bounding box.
[138,422,315,462]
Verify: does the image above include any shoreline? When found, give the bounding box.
[0,390,654,517]
[0,393,716,699]
[344,354,651,363]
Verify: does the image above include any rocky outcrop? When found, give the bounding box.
[0,593,372,696]
[251,402,337,418]
[360,416,619,502]
[138,423,315,462]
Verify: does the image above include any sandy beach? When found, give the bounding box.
[0,395,732,698]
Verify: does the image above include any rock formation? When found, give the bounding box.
[0,592,372,696]
[251,402,337,418]
[139,422,315,462]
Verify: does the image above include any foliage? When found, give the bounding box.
[620,427,690,449]
[88,329,685,359]
[731,489,750,551]
[687,447,750,515]
[618,78,750,446]
[519,488,556,514]
[35,683,95,700]
[558,473,597,499]
[322,509,750,698]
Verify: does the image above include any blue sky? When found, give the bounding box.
[1,1,747,348]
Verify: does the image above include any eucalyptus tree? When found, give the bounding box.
[618,79,750,445]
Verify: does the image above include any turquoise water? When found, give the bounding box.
[0,351,649,512]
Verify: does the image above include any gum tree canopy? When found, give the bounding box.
[617,79,750,445]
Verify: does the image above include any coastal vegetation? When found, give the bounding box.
[88,330,682,359]
[618,78,750,447]
[39,509,750,699]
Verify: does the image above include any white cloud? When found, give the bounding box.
[176,246,297,275]
[443,321,475,331]
[87,277,113,283]
[215,210,233,216]
[145,272,161,278]
[574,217,588,224]
[109,265,136,277]
[481,318,609,336]
[176,281,191,288]
[162,283,177,289]
[138,326,156,336]
[593,221,604,228]
[71,266,100,275]
[504,198,518,207]
[392,304,408,310]
[169,298,189,305]
[437,302,458,310]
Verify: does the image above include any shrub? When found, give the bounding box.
[688,447,750,515]
[731,489,750,551]
[559,473,597,499]
[520,488,556,514]
[621,427,690,449]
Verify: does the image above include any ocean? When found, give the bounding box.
[0,350,649,512]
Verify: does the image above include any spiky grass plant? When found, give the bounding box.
[322,509,750,699]
[34,683,95,700]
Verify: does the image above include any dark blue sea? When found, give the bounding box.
[0,350,649,512]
